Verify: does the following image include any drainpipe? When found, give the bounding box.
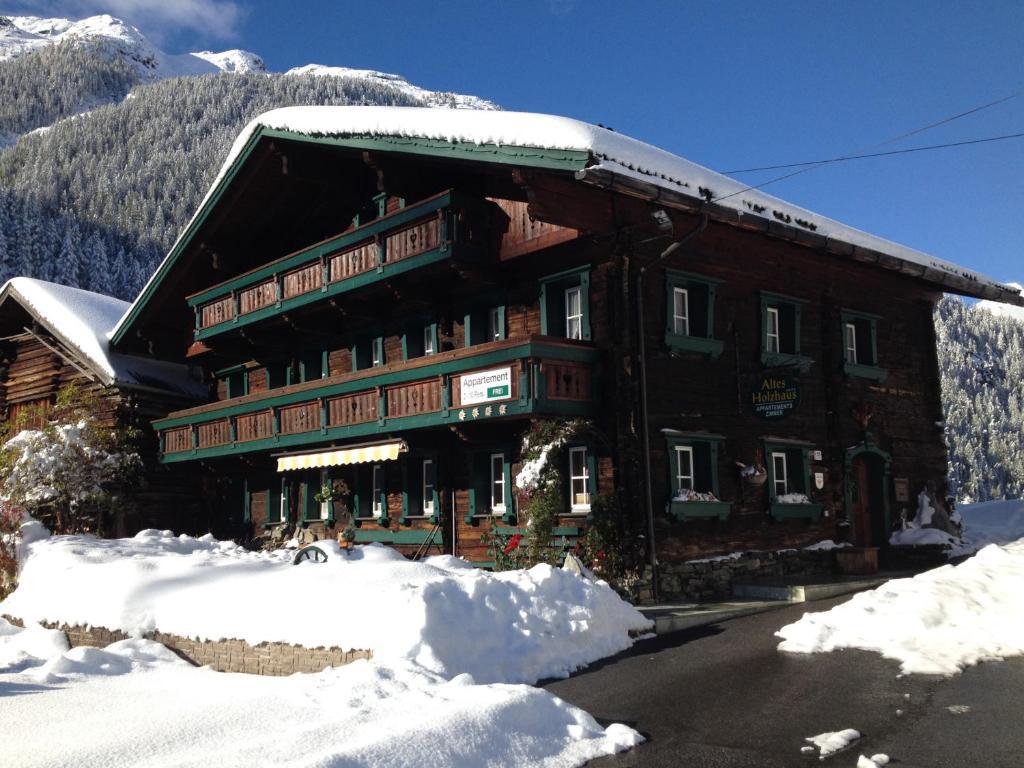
[636,210,708,603]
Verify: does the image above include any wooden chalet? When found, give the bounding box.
[108,107,1022,582]
[0,278,207,534]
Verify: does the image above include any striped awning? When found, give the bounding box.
[276,441,405,472]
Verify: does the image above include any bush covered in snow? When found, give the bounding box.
[0,384,141,534]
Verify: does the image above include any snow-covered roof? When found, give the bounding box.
[113,106,1021,343]
[0,278,205,396]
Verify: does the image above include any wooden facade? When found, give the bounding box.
[0,281,207,536]
[108,113,1021,573]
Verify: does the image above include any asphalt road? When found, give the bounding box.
[543,597,1024,767]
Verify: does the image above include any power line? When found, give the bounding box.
[722,131,1024,174]
[709,88,1023,205]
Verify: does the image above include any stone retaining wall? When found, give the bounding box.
[633,548,837,603]
[3,616,371,676]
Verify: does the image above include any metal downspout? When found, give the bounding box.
[636,211,708,603]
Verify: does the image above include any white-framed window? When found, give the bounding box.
[319,468,331,520]
[488,307,502,342]
[674,445,694,492]
[422,459,434,516]
[844,322,858,364]
[423,326,435,356]
[490,453,506,513]
[673,287,690,336]
[569,446,590,511]
[766,307,780,353]
[771,452,788,497]
[565,286,583,340]
[371,464,384,516]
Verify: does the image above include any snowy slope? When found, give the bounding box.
[0,14,264,79]
[286,64,498,110]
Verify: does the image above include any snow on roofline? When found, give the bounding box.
[1,278,205,397]
[113,106,1021,340]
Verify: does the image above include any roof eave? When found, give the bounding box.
[575,167,1024,307]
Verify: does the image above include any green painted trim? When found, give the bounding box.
[494,526,581,537]
[539,266,590,339]
[843,362,889,382]
[666,436,722,497]
[760,290,809,305]
[159,399,549,463]
[155,340,596,429]
[668,500,732,521]
[760,351,814,372]
[353,528,443,545]
[769,502,823,520]
[187,190,456,307]
[258,129,591,172]
[194,246,461,341]
[665,333,724,359]
[664,267,723,286]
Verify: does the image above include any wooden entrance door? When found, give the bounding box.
[850,454,887,546]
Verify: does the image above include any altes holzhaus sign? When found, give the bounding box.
[750,375,800,419]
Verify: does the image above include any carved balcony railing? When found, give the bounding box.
[155,336,597,462]
[186,189,487,342]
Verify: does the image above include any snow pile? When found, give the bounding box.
[0,617,68,673]
[803,539,851,551]
[977,282,1024,321]
[857,755,890,767]
[958,498,1024,548]
[776,492,811,504]
[801,728,861,758]
[1,530,652,684]
[776,539,1024,675]
[889,527,960,547]
[0,620,641,768]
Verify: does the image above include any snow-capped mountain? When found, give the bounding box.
[0,14,266,79]
[0,13,495,110]
[284,64,496,110]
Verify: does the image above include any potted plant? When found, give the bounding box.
[314,479,351,520]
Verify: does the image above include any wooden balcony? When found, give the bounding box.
[155,336,598,463]
[186,189,487,342]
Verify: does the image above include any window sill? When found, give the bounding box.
[665,333,724,359]
[761,351,814,372]
[769,502,823,520]
[843,362,889,382]
[669,500,732,521]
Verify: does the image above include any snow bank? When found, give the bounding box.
[959,498,1024,549]
[776,539,1024,675]
[1,530,651,684]
[0,622,641,768]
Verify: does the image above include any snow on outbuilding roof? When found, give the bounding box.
[113,106,1022,342]
[1,278,205,396]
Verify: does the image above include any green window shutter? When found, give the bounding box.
[300,351,323,382]
[303,472,319,520]
[428,459,440,523]
[243,479,251,523]
[785,447,807,493]
[399,459,414,524]
[778,304,797,354]
[495,305,506,341]
[689,283,710,338]
[693,444,713,494]
[667,442,679,494]
[585,451,598,499]
[579,272,592,341]
[465,453,486,523]
[501,459,515,524]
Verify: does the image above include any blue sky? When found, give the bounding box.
[11,1,1024,284]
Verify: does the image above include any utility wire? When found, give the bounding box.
[710,88,1023,205]
[720,131,1024,173]
[724,90,1023,174]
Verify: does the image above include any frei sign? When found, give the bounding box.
[460,367,512,406]
[750,375,800,419]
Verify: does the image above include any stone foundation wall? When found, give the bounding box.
[633,548,837,603]
[3,616,371,676]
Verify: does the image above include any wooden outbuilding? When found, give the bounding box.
[0,278,207,534]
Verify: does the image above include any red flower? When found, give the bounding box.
[503,534,523,555]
